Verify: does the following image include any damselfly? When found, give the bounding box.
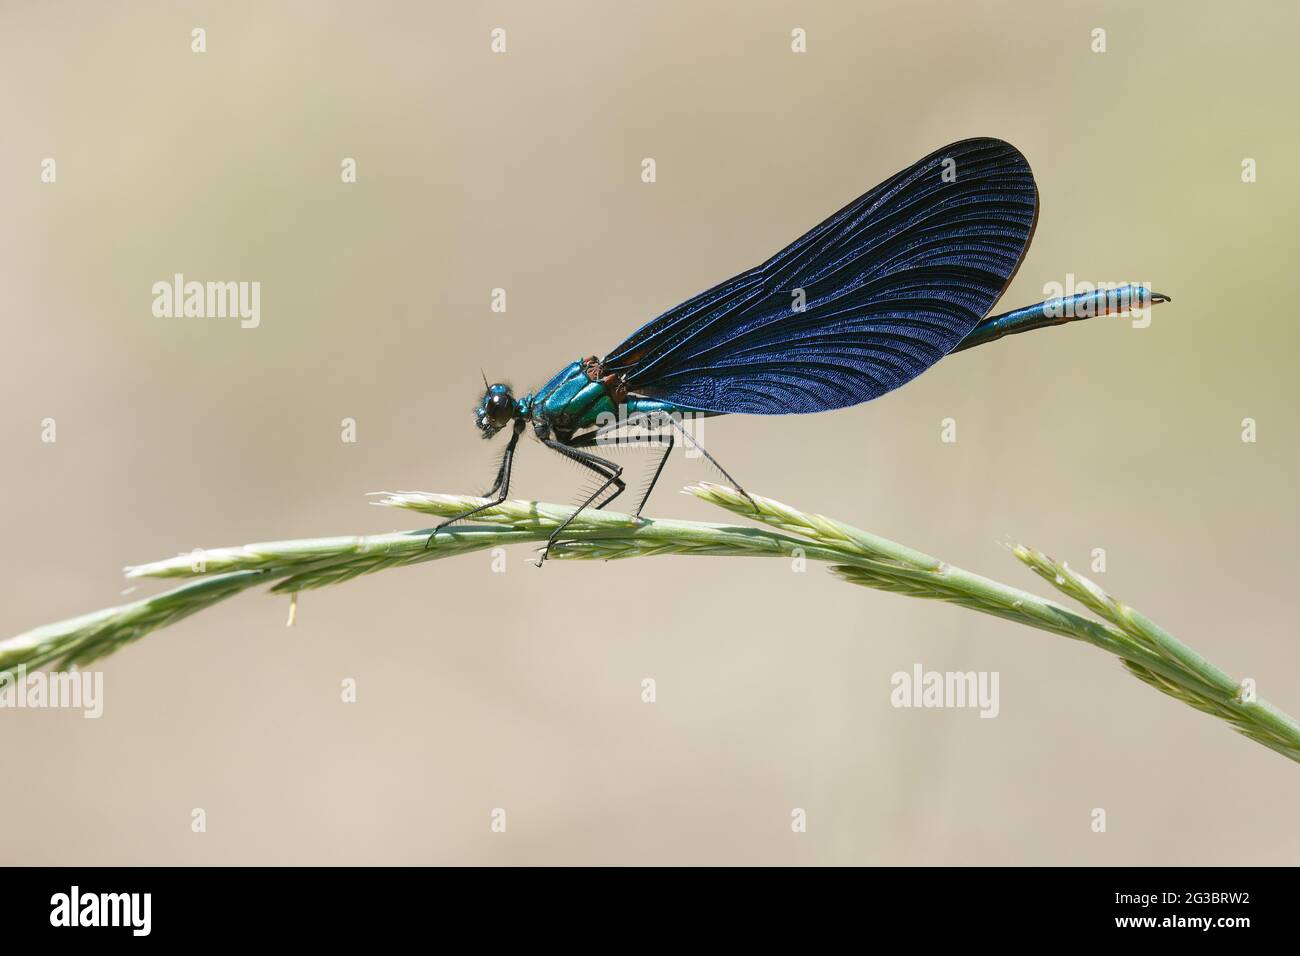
[434,138,1168,563]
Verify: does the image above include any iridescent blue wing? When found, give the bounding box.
[601,138,1038,414]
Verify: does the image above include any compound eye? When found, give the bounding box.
[486,392,513,427]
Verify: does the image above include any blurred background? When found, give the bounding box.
[2,0,1297,865]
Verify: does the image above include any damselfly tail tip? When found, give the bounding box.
[1151,291,1172,304]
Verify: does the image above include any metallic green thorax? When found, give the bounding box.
[518,360,710,441]
[532,362,618,434]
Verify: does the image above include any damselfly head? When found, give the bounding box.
[474,382,516,438]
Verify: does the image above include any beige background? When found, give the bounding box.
[2,1,1298,865]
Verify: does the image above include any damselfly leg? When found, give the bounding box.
[666,417,756,513]
[538,440,624,565]
[564,429,671,518]
[566,415,754,518]
[424,419,525,549]
[634,431,673,518]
